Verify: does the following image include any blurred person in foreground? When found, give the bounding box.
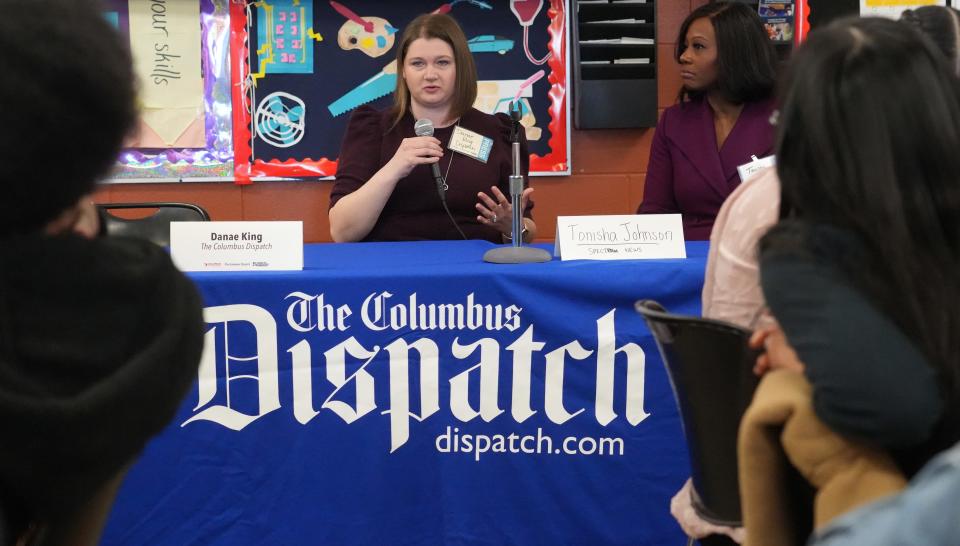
[753,14,960,480]
[900,5,960,73]
[685,8,960,544]
[705,4,960,357]
[743,18,960,544]
[0,1,205,544]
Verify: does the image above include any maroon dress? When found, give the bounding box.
[637,96,777,241]
[330,105,533,242]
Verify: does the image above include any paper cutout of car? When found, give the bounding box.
[467,35,515,55]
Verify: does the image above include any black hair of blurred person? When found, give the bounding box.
[900,6,960,73]
[772,17,960,395]
[675,1,779,104]
[0,0,137,237]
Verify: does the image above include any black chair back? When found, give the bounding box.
[635,299,759,527]
[97,202,210,247]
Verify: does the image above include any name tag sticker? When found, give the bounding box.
[554,214,686,261]
[449,126,493,163]
[737,155,776,182]
[171,221,303,272]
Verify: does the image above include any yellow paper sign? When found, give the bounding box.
[865,0,939,5]
[861,0,944,18]
[141,107,203,145]
[129,1,204,144]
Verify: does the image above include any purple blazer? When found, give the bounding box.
[637,97,776,240]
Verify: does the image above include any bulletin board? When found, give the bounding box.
[106,0,235,181]
[106,0,569,183]
[232,0,569,181]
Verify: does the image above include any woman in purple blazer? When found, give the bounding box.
[637,2,778,240]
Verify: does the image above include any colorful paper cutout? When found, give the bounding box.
[255,92,307,148]
[511,0,551,65]
[255,0,316,77]
[467,35,514,55]
[329,1,374,31]
[474,80,542,140]
[336,17,397,58]
[330,2,397,58]
[434,0,493,15]
[327,60,398,117]
[513,69,545,100]
[307,27,325,43]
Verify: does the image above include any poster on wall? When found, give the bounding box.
[860,0,948,18]
[105,0,234,182]
[759,1,795,43]
[231,0,570,181]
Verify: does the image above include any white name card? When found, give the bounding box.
[737,154,776,182]
[554,214,686,261]
[171,221,303,272]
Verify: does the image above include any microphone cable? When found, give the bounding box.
[415,118,468,240]
[437,155,467,240]
[438,191,468,240]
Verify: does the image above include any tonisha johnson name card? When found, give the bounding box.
[171,221,303,271]
[554,215,686,261]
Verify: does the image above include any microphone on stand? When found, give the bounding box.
[483,102,551,264]
[415,118,466,240]
[414,118,448,201]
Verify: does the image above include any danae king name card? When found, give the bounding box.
[171,221,303,271]
[554,214,686,260]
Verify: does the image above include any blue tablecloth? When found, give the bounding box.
[102,240,709,545]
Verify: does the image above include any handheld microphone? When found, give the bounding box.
[413,118,446,200]
[414,118,465,240]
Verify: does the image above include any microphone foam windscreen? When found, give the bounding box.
[414,118,434,137]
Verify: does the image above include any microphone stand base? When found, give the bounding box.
[483,246,553,264]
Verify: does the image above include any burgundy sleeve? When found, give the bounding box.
[329,106,385,210]
[637,112,679,214]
